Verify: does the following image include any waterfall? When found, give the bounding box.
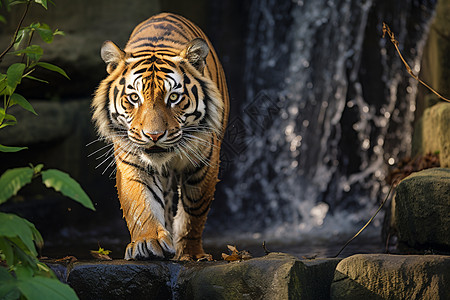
[215,0,435,242]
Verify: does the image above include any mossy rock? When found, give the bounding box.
[331,254,450,300]
[393,168,450,252]
[412,102,450,167]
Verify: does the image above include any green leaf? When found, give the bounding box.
[0,144,28,152]
[0,113,17,128]
[10,93,38,115]
[6,63,26,93]
[8,236,40,267]
[0,265,13,281]
[14,27,31,49]
[36,23,53,43]
[0,267,20,300]
[0,213,38,256]
[10,45,43,62]
[33,0,48,9]
[36,62,70,79]
[53,29,64,36]
[0,167,34,204]
[33,164,44,174]
[24,75,48,83]
[0,15,6,24]
[41,169,95,211]
[9,1,29,6]
[17,276,79,300]
[0,237,15,266]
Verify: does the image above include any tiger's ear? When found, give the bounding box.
[181,38,209,72]
[101,41,125,74]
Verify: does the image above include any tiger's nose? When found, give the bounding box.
[143,130,165,142]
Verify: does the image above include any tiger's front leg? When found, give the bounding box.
[115,154,175,260]
[173,144,221,260]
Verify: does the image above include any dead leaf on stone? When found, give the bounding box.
[197,254,213,262]
[90,247,112,260]
[222,245,252,262]
[54,255,78,263]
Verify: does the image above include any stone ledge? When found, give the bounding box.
[412,102,450,167]
[387,168,450,253]
[331,254,450,300]
[46,253,450,299]
[47,253,341,300]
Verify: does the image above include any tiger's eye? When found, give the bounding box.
[129,93,139,104]
[169,93,179,103]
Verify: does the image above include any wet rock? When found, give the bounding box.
[47,253,341,300]
[412,102,450,167]
[175,253,341,300]
[64,260,173,300]
[392,168,450,253]
[331,254,450,300]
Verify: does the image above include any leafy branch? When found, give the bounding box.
[382,22,450,103]
[0,164,95,210]
[0,0,31,62]
[0,1,92,299]
[0,0,68,152]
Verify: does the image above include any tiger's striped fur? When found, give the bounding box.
[92,13,229,260]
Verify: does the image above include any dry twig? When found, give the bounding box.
[382,22,450,103]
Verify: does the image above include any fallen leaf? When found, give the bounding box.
[197,254,213,262]
[90,246,112,260]
[221,245,252,262]
[90,250,112,260]
[55,256,77,263]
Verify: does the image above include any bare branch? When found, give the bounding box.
[382,22,450,103]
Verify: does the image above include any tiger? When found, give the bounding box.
[91,13,229,260]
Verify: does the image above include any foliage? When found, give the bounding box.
[0,1,93,299]
[0,164,95,210]
[0,0,68,151]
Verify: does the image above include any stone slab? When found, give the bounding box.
[47,253,341,300]
[331,254,450,300]
[412,102,450,167]
[175,253,340,300]
[394,168,450,252]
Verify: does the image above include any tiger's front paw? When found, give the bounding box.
[124,231,175,260]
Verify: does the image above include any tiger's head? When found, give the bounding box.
[92,38,224,170]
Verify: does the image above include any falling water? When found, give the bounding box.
[216,0,435,243]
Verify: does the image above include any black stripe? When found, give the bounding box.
[131,178,165,208]
[163,59,177,68]
[183,73,190,84]
[117,156,154,176]
[182,199,211,217]
[153,176,163,193]
[185,145,214,186]
[191,85,198,100]
[148,184,165,208]
[130,42,178,50]
[154,23,190,41]
[158,67,174,74]
[168,14,202,39]
[131,51,178,58]
[129,36,185,46]
[133,17,190,40]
